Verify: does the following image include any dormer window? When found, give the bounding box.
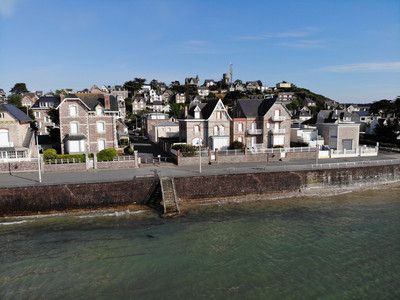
[96,106,104,116]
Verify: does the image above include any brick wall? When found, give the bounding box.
[44,163,87,172]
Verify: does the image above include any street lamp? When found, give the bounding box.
[33,122,42,183]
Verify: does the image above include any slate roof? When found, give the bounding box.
[32,95,60,108]
[0,104,32,123]
[235,98,276,118]
[67,93,118,111]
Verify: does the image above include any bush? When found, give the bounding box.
[229,141,245,150]
[43,148,85,163]
[171,144,197,157]
[97,148,117,161]
[43,148,57,160]
[124,145,134,155]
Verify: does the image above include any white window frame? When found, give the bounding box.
[69,105,78,117]
[96,121,105,133]
[70,122,79,134]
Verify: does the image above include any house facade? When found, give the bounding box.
[57,94,119,154]
[316,110,360,151]
[31,95,60,135]
[231,99,292,148]
[0,104,36,160]
[21,93,39,107]
[179,99,231,150]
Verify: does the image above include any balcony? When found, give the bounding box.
[272,115,286,122]
[271,128,286,135]
[247,128,262,135]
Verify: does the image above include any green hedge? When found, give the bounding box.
[43,149,86,163]
[171,144,197,157]
[97,148,117,162]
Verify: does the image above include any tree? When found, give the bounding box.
[10,83,28,94]
[169,103,184,118]
[48,108,60,125]
[7,94,22,107]
[369,99,393,115]
[123,78,146,96]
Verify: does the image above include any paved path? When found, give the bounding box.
[1,152,399,188]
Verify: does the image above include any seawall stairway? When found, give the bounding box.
[160,177,181,217]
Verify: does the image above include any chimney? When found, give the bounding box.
[104,94,111,110]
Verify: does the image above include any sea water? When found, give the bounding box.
[1,187,400,299]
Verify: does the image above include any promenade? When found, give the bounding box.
[1,151,399,188]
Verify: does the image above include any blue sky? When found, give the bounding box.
[0,0,399,102]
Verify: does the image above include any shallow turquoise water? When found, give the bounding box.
[1,188,400,299]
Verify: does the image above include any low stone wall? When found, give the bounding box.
[0,161,38,173]
[0,177,155,216]
[43,163,87,172]
[96,160,137,169]
[176,150,316,165]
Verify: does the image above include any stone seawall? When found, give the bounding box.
[1,164,399,216]
[0,177,154,216]
[174,164,400,201]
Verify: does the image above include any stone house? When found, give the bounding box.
[174,93,186,104]
[316,110,360,151]
[231,99,292,148]
[21,93,39,107]
[132,97,146,114]
[0,89,6,103]
[277,92,295,103]
[0,104,36,160]
[57,94,119,154]
[31,95,60,135]
[185,76,199,86]
[178,99,231,150]
[276,81,294,89]
[197,86,210,97]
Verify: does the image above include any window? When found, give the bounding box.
[237,123,243,132]
[34,112,41,118]
[274,109,280,116]
[44,116,51,123]
[70,122,78,134]
[97,121,105,133]
[0,113,4,118]
[216,111,222,119]
[194,125,200,133]
[237,136,243,143]
[213,125,219,135]
[194,111,200,119]
[219,125,225,135]
[96,106,104,116]
[0,129,9,146]
[69,105,77,117]
[97,139,106,151]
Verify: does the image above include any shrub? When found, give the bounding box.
[124,145,134,155]
[97,148,117,161]
[43,148,57,160]
[171,144,197,157]
[229,141,245,150]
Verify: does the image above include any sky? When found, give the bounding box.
[0,0,399,103]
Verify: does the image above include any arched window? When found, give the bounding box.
[237,123,243,132]
[194,125,200,133]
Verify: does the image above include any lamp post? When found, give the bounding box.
[35,128,42,183]
[199,144,202,173]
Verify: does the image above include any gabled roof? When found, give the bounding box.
[0,104,32,123]
[235,98,280,118]
[58,94,118,111]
